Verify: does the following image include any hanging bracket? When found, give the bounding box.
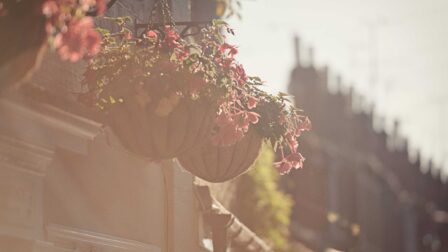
[134,20,211,38]
[86,0,119,16]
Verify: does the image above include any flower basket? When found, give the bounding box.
[176,88,312,182]
[178,129,262,183]
[84,48,217,159]
[106,83,215,159]
[82,14,311,173]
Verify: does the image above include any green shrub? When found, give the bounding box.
[235,144,293,252]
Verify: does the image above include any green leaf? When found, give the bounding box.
[95,28,111,36]
[169,53,177,62]
[249,76,262,82]
[212,19,228,27]
[278,92,291,97]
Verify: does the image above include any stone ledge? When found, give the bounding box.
[0,96,103,155]
[46,224,161,252]
[0,134,53,177]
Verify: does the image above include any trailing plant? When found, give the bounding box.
[217,83,312,174]
[82,16,310,174]
[234,144,293,252]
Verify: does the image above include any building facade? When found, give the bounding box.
[0,1,270,251]
[286,37,448,252]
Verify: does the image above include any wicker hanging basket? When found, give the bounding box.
[177,129,262,183]
[104,74,216,159]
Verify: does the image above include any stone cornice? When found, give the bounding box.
[46,224,161,252]
[0,134,53,176]
[0,97,103,155]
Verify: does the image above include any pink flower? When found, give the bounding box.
[300,117,312,131]
[84,29,101,56]
[95,0,106,15]
[55,17,101,62]
[163,26,182,49]
[80,0,97,11]
[42,0,59,16]
[246,112,259,124]
[124,30,133,40]
[146,30,158,40]
[42,0,61,34]
[275,160,293,174]
[219,43,238,57]
[212,110,251,146]
[286,152,305,169]
[234,64,248,85]
[247,96,258,109]
[175,47,189,61]
[216,112,233,127]
[220,58,233,68]
[275,152,304,174]
[285,132,298,150]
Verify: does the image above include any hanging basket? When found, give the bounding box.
[104,74,216,159]
[0,1,47,89]
[177,129,263,183]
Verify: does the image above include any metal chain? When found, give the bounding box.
[146,0,176,31]
[160,0,175,27]
[148,0,160,26]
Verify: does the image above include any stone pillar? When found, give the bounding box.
[0,135,53,250]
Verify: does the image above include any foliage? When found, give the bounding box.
[235,144,293,252]
[82,17,310,174]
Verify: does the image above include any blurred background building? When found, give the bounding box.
[284,36,448,252]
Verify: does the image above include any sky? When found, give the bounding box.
[227,0,448,175]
